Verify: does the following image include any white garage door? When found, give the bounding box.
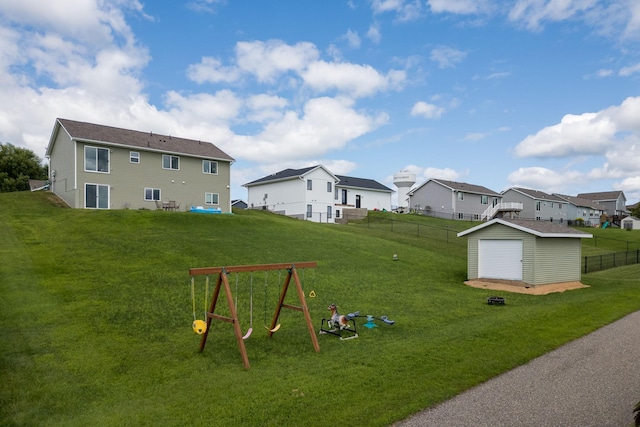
[478,239,523,281]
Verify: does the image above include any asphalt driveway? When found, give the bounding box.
[394,310,640,427]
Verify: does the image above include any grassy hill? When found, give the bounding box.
[2,191,640,426]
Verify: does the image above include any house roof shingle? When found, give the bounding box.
[50,118,234,162]
[506,187,565,202]
[576,191,624,202]
[553,194,606,210]
[243,165,391,192]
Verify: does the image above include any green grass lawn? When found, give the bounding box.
[2,191,640,426]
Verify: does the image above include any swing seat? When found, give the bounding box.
[242,327,253,340]
[265,324,281,333]
[193,319,207,335]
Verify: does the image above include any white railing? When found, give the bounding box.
[481,202,523,221]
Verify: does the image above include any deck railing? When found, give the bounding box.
[480,202,523,221]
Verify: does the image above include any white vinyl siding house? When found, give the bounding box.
[46,118,234,211]
[458,219,592,286]
[244,165,393,223]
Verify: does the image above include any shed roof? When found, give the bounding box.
[457,218,593,238]
[47,118,234,162]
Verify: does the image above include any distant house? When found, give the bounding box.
[577,191,627,218]
[231,199,248,209]
[501,188,568,223]
[407,179,501,221]
[243,165,392,223]
[553,194,606,226]
[458,219,592,286]
[46,118,234,211]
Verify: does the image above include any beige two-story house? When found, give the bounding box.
[46,118,234,211]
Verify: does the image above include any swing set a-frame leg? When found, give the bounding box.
[199,270,250,370]
[267,266,320,353]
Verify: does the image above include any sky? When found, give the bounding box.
[1,0,640,205]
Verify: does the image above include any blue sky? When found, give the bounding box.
[1,0,640,205]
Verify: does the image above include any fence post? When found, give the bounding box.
[584,256,587,274]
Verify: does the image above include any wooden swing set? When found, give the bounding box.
[188,262,319,369]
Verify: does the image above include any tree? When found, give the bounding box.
[0,143,48,192]
[630,204,640,219]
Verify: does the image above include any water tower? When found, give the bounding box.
[393,171,416,210]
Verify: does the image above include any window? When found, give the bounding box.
[203,160,218,174]
[85,146,109,172]
[558,203,562,209]
[492,197,499,206]
[306,204,312,218]
[130,151,140,164]
[334,187,338,200]
[162,155,179,170]
[205,193,219,205]
[473,214,479,220]
[307,180,312,190]
[85,183,109,209]
[144,188,160,201]
[336,209,340,218]
[327,206,332,219]
[536,201,541,211]
[457,192,464,201]
[341,189,347,204]
[536,216,541,221]
[481,195,488,204]
[327,182,332,192]
[458,212,465,219]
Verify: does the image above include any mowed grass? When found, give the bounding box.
[2,191,640,426]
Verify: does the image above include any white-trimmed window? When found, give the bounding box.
[481,195,488,204]
[327,182,332,192]
[205,193,219,205]
[85,146,109,173]
[307,180,312,190]
[457,192,464,201]
[85,183,109,209]
[327,206,332,219]
[458,212,465,219]
[536,201,541,211]
[306,204,312,218]
[144,188,161,201]
[130,151,140,164]
[203,160,218,174]
[162,155,179,170]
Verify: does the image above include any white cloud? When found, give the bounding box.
[507,166,584,193]
[301,61,405,98]
[371,0,424,21]
[235,40,319,84]
[231,97,388,163]
[428,0,491,14]
[430,46,467,69]
[619,62,640,76]
[367,22,382,44]
[187,57,241,84]
[508,0,598,31]
[514,111,617,158]
[343,30,361,49]
[411,101,444,119]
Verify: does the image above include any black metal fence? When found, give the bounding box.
[583,250,640,274]
[356,215,467,244]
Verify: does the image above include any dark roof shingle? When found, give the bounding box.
[54,118,234,161]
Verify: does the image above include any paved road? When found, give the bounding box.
[394,310,640,427]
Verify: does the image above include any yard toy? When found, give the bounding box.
[234,273,253,340]
[192,319,207,334]
[188,262,319,370]
[348,310,396,326]
[319,303,358,340]
[263,270,281,333]
[487,296,505,305]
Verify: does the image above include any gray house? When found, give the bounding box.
[407,179,501,221]
[553,194,606,226]
[46,118,234,211]
[577,191,628,219]
[457,219,592,286]
[501,187,568,223]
